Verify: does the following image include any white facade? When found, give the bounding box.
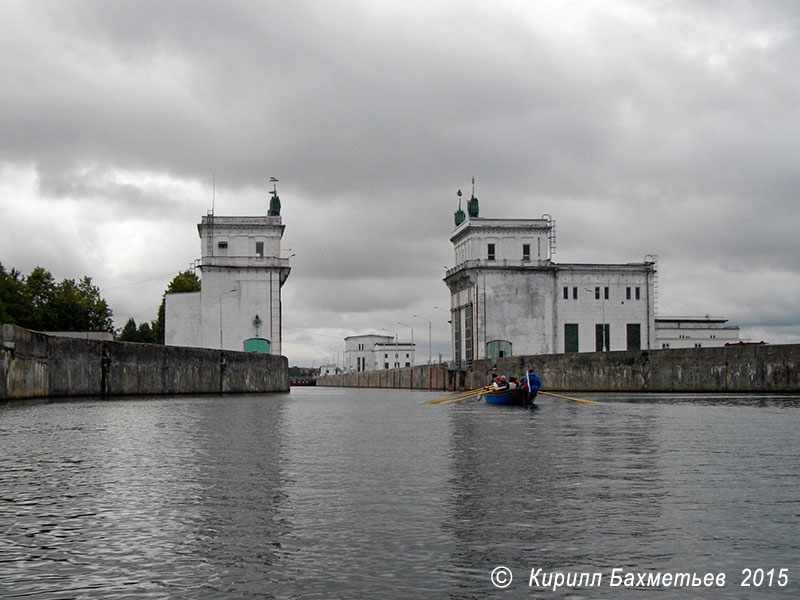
[655,317,740,349]
[373,342,415,370]
[445,214,656,364]
[319,363,339,376]
[165,212,290,354]
[344,334,416,372]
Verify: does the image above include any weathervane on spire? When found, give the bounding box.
[268,176,281,216]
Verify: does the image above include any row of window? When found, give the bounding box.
[564,322,643,352]
[486,242,540,261]
[216,241,266,257]
[662,343,704,349]
[562,286,642,300]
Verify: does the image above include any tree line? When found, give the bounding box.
[0,263,200,344]
[0,263,113,333]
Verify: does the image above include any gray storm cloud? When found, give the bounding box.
[2,0,799,363]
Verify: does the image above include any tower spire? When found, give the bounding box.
[268,176,281,216]
[454,189,465,226]
[467,177,479,218]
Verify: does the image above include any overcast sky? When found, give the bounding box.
[2,0,799,366]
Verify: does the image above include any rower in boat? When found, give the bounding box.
[491,376,509,391]
[521,369,542,405]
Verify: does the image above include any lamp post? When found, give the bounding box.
[397,321,414,366]
[380,328,398,368]
[412,315,431,364]
[434,306,453,364]
[219,287,237,349]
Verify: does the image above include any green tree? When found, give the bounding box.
[119,317,139,341]
[0,263,25,324]
[118,317,155,343]
[23,267,57,330]
[152,269,201,344]
[136,321,154,343]
[77,276,114,332]
[0,264,114,333]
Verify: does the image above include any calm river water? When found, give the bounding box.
[1,388,799,598]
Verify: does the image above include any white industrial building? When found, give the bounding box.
[445,191,657,365]
[655,316,740,349]
[165,186,290,354]
[318,363,339,376]
[344,334,416,372]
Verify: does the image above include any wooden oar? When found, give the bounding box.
[426,387,487,404]
[538,390,597,405]
[427,387,488,404]
[440,391,487,404]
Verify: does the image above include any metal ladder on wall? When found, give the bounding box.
[542,214,556,259]
[645,254,659,316]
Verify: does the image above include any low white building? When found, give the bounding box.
[374,340,415,370]
[445,192,656,365]
[344,334,416,372]
[318,363,339,376]
[655,316,740,349]
[165,186,290,354]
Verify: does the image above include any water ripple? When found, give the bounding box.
[1,391,798,598]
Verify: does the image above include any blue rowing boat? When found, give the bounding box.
[482,387,538,406]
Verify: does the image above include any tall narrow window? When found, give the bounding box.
[635,287,641,300]
[604,286,609,300]
[573,287,578,299]
[487,243,496,261]
[255,241,264,257]
[464,304,474,364]
[595,286,600,300]
[523,244,531,261]
[563,286,569,299]
[454,308,462,366]
[626,287,631,300]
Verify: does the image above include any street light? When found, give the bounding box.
[397,321,414,366]
[219,287,237,348]
[412,314,431,364]
[397,321,414,365]
[380,328,399,368]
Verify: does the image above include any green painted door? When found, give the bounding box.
[244,338,271,353]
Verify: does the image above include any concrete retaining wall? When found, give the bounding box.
[317,344,800,393]
[318,363,452,390]
[1,324,289,400]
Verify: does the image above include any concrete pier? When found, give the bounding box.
[317,344,800,393]
[2,324,289,400]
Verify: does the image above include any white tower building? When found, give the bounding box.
[444,187,656,366]
[165,182,291,354]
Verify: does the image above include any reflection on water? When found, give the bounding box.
[1,390,798,598]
